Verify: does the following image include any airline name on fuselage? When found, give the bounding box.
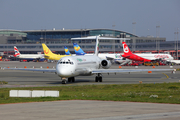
[115,55,121,58]
[154,55,169,58]
[77,58,86,62]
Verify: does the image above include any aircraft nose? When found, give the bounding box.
[56,65,72,77]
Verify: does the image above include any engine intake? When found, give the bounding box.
[101,59,111,69]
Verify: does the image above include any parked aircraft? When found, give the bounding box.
[121,42,174,62]
[14,46,44,62]
[42,43,70,61]
[5,36,174,84]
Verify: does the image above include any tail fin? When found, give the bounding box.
[42,43,54,56]
[73,43,86,55]
[94,36,99,56]
[14,46,21,57]
[122,42,132,55]
[64,46,71,55]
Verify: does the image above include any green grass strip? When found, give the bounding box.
[0,82,180,104]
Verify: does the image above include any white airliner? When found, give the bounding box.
[5,36,174,84]
[14,46,45,62]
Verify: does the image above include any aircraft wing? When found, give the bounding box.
[167,60,180,64]
[3,68,56,73]
[106,57,114,60]
[92,69,174,74]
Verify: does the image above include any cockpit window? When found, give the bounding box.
[58,60,74,65]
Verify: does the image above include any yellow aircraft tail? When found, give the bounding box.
[42,43,55,56]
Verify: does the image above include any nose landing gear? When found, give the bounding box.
[62,78,67,84]
[62,77,75,84]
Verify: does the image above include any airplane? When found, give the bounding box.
[121,42,174,62]
[42,43,71,61]
[14,46,44,62]
[5,36,175,84]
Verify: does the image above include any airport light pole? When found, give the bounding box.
[177,28,179,60]
[45,29,46,44]
[132,22,136,52]
[156,26,160,52]
[112,24,116,54]
[174,31,177,50]
[40,29,43,44]
[132,22,136,35]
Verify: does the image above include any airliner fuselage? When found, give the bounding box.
[56,55,101,78]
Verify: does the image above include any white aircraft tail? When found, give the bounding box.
[14,46,21,57]
[94,36,99,56]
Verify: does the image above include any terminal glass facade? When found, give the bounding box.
[26,31,89,43]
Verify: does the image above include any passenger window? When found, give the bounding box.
[66,62,69,64]
[63,62,65,64]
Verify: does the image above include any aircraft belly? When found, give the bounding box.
[75,69,92,76]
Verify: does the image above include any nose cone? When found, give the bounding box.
[56,64,73,77]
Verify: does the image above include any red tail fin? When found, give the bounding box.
[122,42,132,54]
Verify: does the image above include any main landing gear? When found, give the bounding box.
[61,77,75,84]
[95,73,102,82]
[68,77,75,82]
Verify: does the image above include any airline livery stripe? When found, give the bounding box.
[78,62,96,65]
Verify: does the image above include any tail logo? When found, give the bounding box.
[44,49,49,54]
[74,46,80,51]
[65,49,68,53]
[14,47,20,57]
[124,46,129,53]
[97,43,99,51]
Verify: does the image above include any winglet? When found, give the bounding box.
[122,42,132,55]
[14,46,21,57]
[73,43,86,55]
[64,46,71,55]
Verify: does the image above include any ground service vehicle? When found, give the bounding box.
[144,62,159,66]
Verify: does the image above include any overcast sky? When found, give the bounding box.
[0,0,179,41]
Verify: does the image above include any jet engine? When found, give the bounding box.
[101,59,111,69]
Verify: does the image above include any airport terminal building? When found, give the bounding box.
[0,28,179,59]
